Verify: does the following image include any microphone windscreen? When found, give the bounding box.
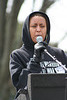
[36,36,43,43]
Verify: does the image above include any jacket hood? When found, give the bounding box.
[22,11,50,50]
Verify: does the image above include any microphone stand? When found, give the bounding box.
[44,49,67,72]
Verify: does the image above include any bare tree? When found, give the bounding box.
[0,0,24,99]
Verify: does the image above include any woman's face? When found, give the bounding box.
[29,16,47,43]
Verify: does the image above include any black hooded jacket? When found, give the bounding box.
[9,11,67,94]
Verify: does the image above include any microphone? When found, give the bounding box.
[36,36,47,46]
[33,36,45,62]
[35,36,45,50]
[36,36,43,43]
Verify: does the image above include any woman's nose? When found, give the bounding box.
[36,26,41,31]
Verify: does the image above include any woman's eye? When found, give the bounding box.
[40,26,45,28]
[32,26,36,27]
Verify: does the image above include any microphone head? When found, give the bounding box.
[36,36,43,43]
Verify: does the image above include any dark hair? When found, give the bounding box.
[29,12,49,28]
[30,13,46,19]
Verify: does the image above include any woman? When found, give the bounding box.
[9,11,67,99]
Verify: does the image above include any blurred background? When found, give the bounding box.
[0,0,67,100]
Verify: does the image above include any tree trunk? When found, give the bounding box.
[0,0,24,100]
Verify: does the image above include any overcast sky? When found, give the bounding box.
[18,0,67,51]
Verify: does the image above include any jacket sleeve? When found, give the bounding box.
[9,50,42,91]
[57,49,67,68]
[52,47,67,69]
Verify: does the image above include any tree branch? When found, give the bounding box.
[40,0,55,12]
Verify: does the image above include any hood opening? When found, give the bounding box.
[22,11,50,50]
